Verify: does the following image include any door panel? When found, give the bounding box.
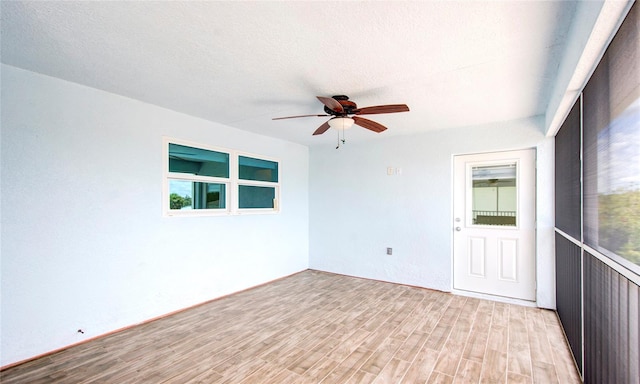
[469,237,486,277]
[498,238,518,281]
[453,149,536,301]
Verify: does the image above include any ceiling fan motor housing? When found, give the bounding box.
[324,95,358,116]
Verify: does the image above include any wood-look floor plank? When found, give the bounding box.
[361,323,398,351]
[394,330,429,362]
[321,346,373,384]
[462,329,489,363]
[433,297,477,378]
[480,317,509,384]
[543,313,582,384]
[300,357,340,383]
[508,305,533,379]
[453,358,482,384]
[428,371,455,384]
[185,368,223,383]
[525,308,561,384]
[324,329,371,362]
[531,362,559,384]
[214,354,270,381]
[425,322,452,351]
[417,294,453,334]
[360,336,404,376]
[372,357,412,384]
[507,371,533,384]
[433,339,466,377]
[289,350,328,375]
[345,369,378,384]
[507,342,533,378]
[401,347,440,384]
[0,270,580,384]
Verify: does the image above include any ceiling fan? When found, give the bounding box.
[272,95,410,136]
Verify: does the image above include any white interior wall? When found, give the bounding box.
[309,118,555,308]
[0,65,310,367]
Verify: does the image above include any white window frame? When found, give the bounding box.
[236,151,280,215]
[162,137,280,217]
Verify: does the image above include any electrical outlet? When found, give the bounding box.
[387,247,393,255]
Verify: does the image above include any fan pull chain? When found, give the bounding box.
[336,127,346,149]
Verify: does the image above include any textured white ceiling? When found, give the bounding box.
[2,1,591,146]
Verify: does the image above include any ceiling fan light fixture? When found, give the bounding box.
[328,117,355,130]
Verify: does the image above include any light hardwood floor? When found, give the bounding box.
[1,270,581,383]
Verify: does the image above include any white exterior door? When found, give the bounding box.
[453,149,536,301]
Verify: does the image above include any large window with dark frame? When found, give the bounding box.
[582,4,639,273]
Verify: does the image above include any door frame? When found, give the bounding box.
[451,148,538,306]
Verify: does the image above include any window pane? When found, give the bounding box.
[169,180,226,210]
[583,2,640,270]
[239,185,275,209]
[584,99,640,267]
[471,164,517,226]
[239,156,278,182]
[555,99,582,239]
[169,143,229,178]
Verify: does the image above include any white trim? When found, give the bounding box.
[167,173,229,183]
[230,150,239,214]
[579,92,585,378]
[554,228,582,248]
[583,244,640,286]
[451,288,537,308]
[554,230,640,286]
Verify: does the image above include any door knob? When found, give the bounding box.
[455,227,461,231]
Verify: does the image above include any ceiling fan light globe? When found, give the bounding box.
[328,117,355,130]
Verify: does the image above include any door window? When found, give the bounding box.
[471,163,517,227]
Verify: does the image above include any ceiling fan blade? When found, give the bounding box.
[316,96,344,113]
[353,116,387,133]
[312,121,331,135]
[272,114,328,120]
[355,104,410,115]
